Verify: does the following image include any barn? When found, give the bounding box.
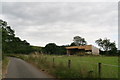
[66,45,99,55]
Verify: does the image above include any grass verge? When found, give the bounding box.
[14,54,118,78]
[2,55,10,78]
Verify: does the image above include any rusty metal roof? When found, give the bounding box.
[66,45,92,50]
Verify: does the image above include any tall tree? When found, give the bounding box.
[43,43,67,55]
[95,38,117,55]
[43,43,58,54]
[72,36,87,46]
[1,19,33,54]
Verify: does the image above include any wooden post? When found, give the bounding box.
[98,63,102,78]
[53,58,55,67]
[68,60,71,69]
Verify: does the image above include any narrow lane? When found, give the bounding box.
[6,57,53,78]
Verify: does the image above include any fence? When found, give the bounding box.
[50,57,119,78]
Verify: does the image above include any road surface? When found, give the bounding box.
[6,57,53,78]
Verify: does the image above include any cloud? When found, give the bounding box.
[2,0,119,2]
[1,2,118,47]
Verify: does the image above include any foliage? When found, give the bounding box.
[43,43,58,54]
[43,43,67,55]
[95,38,117,55]
[2,55,9,78]
[31,46,43,53]
[1,19,34,54]
[17,54,118,78]
[71,36,87,46]
[70,42,76,46]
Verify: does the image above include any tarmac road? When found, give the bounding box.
[6,57,53,78]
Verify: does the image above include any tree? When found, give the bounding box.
[70,42,76,46]
[43,43,58,54]
[43,43,67,55]
[72,36,87,46]
[31,46,43,53]
[95,38,117,55]
[1,19,34,54]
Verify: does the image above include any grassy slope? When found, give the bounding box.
[17,54,118,78]
[0,60,1,79]
[46,55,118,78]
[2,56,9,78]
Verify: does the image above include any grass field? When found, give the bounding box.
[2,55,9,78]
[14,54,118,78]
[0,60,2,79]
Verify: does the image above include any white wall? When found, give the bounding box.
[92,46,99,55]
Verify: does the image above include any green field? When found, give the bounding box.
[2,55,9,78]
[16,54,118,78]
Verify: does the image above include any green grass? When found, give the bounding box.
[15,54,118,78]
[2,55,9,78]
[0,60,2,79]
[45,55,118,78]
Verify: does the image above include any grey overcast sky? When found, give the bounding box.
[1,2,118,48]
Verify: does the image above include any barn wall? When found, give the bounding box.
[67,49,78,55]
[66,45,100,55]
[67,49,86,55]
[92,46,99,55]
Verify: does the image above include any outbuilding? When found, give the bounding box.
[66,45,99,55]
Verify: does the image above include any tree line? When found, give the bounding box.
[1,19,119,55]
[42,43,68,55]
[43,36,118,56]
[1,19,35,54]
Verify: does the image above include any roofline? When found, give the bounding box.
[66,45,99,50]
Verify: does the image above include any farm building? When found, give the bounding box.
[66,45,99,55]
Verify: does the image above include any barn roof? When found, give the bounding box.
[66,45,93,50]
